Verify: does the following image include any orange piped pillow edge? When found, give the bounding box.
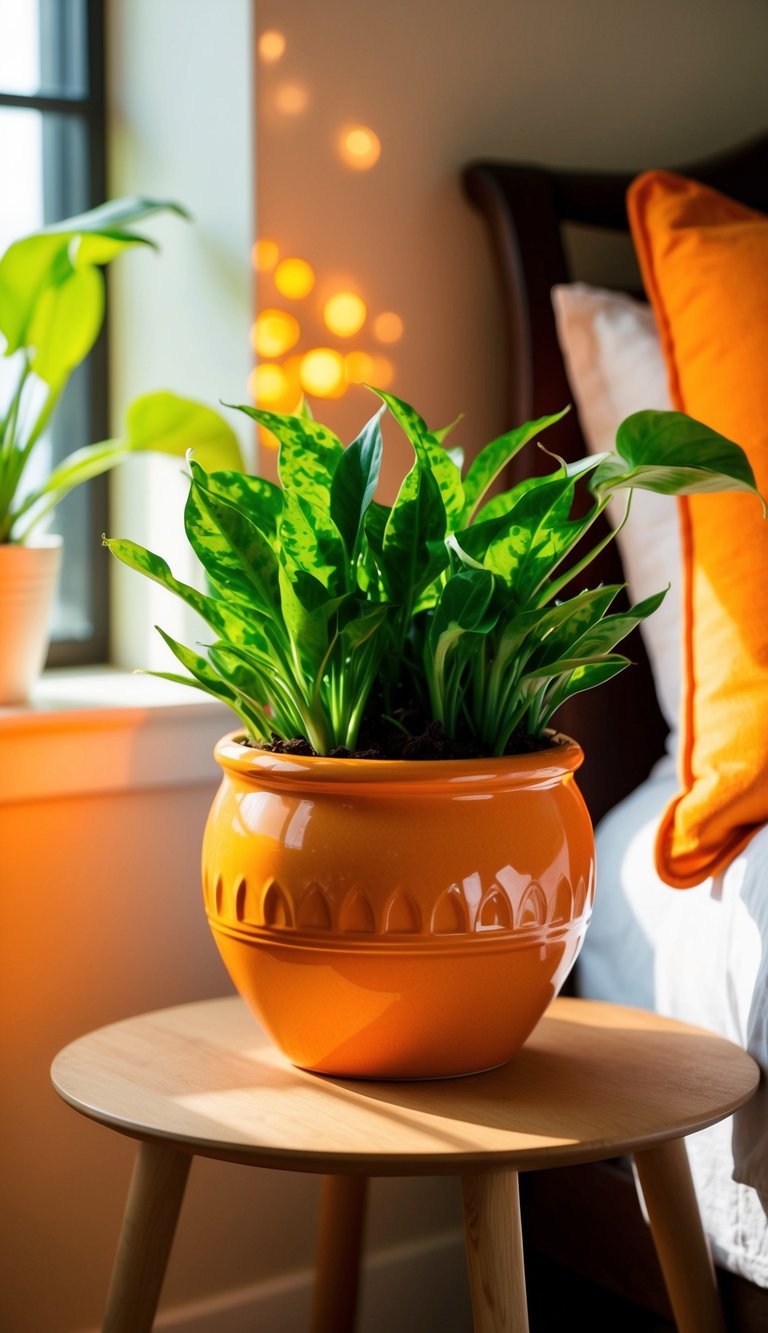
[627,168,768,889]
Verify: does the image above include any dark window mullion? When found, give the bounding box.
[0,92,89,113]
[42,0,109,666]
[82,0,109,665]
[0,0,108,667]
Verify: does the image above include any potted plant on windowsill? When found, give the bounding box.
[106,391,761,1078]
[0,199,244,704]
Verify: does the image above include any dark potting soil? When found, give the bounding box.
[246,720,559,762]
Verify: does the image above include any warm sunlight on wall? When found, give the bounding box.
[253,0,768,491]
[249,235,399,447]
[337,124,382,171]
[253,26,405,460]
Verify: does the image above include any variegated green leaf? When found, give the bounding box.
[592,409,762,501]
[206,641,294,737]
[229,402,343,509]
[381,460,447,603]
[184,483,260,607]
[330,408,383,557]
[358,499,390,594]
[204,469,282,542]
[339,601,390,650]
[528,586,624,665]
[278,563,335,670]
[154,626,241,703]
[470,455,601,528]
[429,569,498,651]
[433,413,464,446]
[103,536,268,650]
[471,474,542,526]
[571,588,667,657]
[375,387,466,525]
[541,657,631,722]
[208,638,305,727]
[109,386,764,755]
[462,408,570,518]
[189,459,281,614]
[521,651,629,687]
[279,489,345,589]
[483,475,580,598]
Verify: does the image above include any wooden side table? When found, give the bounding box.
[51,995,759,1333]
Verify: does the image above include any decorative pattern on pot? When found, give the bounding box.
[202,732,595,1079]
[205,870,584,942]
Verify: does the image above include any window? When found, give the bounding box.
[0,0,107,664]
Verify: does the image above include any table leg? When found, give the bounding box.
[102,1140,192,1333]
[462,1170,529,1333]
[311,1174,368,1333]
[633,1137,726,1333]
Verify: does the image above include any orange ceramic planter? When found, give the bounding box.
[202,732,595,1079]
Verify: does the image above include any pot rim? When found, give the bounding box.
[213,729,584,793]
[0,533,63,551]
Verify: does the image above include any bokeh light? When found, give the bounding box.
[373,311,404,344]
[323,291,367,337]
[338,124,381,171]
[252,238,279,272]
[249,363,290,406]
[368,355,394,389]
[300,348,346,398]
[344,351,375,384]
[258,30,286,62]
[275,82,309,115]
[274,257,315,300]
[281,354,304,402]
[252,309,301,358]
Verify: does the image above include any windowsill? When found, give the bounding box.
[0,666,233,805]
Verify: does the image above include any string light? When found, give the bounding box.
[274,257,315,300]
[338,124,381,171]
[252,309,300,358]
[368,355,394,388]
[275,82,309,116]
[323,292,367,337]
[344,351,375,384]
[300,348,346,398]
[249,363,290,405]
[373,311,403,344]
[252,238,279,272]
[258,30,286,63]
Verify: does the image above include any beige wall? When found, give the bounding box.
[255,0,768,496]
[107,0,256,672]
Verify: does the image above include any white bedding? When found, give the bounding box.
[577,755,768,1287]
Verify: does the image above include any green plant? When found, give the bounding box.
[105,390,762,756]
[0,198,243,544]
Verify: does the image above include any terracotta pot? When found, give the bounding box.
[202,731,595,1079]
[0,536,62,705]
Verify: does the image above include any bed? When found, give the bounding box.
[462,134,768,1329]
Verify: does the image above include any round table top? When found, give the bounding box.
[51,996,759,1176]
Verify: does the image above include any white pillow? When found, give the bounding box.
[551,282,680,748]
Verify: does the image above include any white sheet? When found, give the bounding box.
[577,755,768,1287]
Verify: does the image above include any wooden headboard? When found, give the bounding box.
[462,133,768,825]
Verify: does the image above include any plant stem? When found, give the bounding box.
[0,357,32,538]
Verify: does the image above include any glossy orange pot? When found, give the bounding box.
[202,732,595,1079]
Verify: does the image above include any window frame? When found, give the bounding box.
[0,0,109,666]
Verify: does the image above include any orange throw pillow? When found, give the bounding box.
[627,170,768,888]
